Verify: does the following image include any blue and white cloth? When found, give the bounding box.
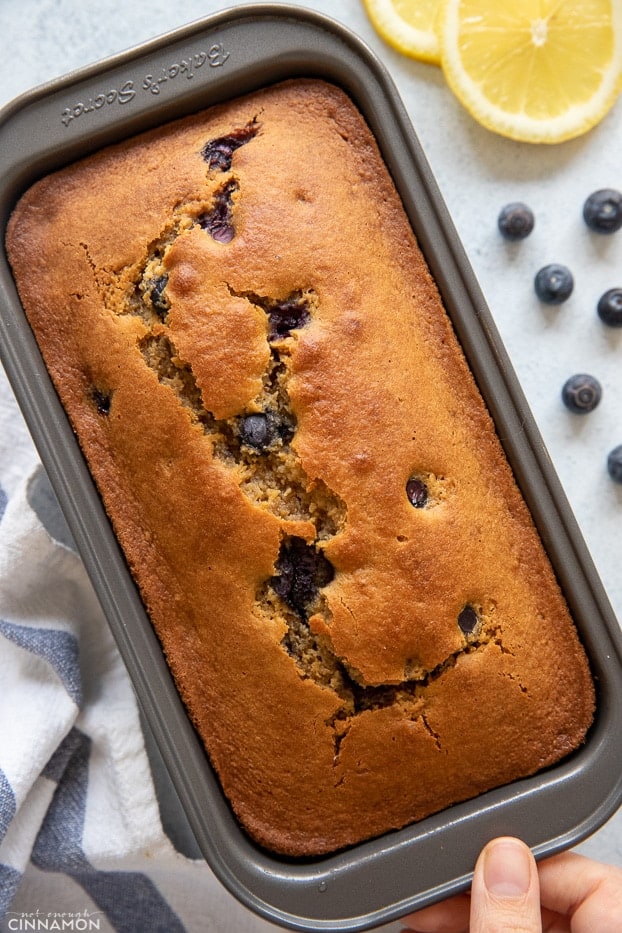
[0,372,289,932]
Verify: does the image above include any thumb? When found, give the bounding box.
[470,837,542,933]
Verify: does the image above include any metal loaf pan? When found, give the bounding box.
[1,5,622,930]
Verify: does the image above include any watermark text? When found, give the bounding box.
[7,909,102,931]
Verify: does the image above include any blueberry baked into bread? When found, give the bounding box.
[6,79,595,856]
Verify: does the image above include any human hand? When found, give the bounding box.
[402,836,622,932]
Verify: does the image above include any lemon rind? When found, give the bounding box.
[363,0,442,64]
[438,0,622,143]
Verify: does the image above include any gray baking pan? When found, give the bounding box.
[1,5,622,930]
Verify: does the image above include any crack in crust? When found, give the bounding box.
[198,178,239,243]
[130,278,346,536]
[108,124,503,770]
[201,119,260,171]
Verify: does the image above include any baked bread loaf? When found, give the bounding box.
[6,79,595,856]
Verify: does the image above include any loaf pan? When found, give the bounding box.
[1,5,622,930]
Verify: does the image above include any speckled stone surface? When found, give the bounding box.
[1,0,621,918]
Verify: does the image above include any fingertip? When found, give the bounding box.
[471,837,541,931]
[481,836,534,897]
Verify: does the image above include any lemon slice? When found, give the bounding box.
[363,0,442,63]
[438,0,622,143]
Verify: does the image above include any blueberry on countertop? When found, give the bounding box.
[583,189,622,234]
[497,202,535,240]
[597,288,622,327]
[607,446,622,483]
[561,374,602,414]
[534,264,574,304]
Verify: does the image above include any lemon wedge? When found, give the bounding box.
[438,0,622,143]
[362,0,442,63]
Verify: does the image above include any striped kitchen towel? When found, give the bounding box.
[0,373,282,932]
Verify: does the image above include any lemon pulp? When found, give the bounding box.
[439,0,622,142]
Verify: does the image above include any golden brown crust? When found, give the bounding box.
[6,78,594,855]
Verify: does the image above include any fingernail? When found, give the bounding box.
[483,838,532,897]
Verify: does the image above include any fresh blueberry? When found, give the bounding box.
[561,374,602,414]
[406,477,428,508]
[458,605,478,636]
[534,264,574,304]
[607,445,622,483]
[597,288,622,327]
[583,189,622,234]
[497,202,535,241]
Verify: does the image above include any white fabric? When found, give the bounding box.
[0,370,295,932]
